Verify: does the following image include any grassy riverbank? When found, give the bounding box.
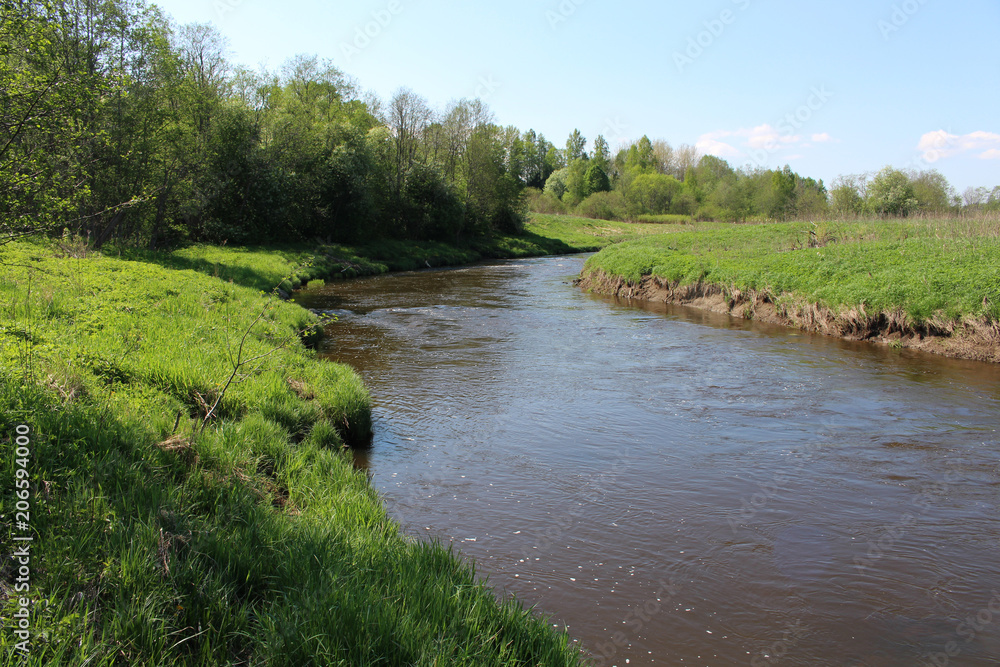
[580,217,1000,361]
[110,213,672,297]
[0,236,585,665]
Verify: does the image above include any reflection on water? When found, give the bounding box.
[296,256,1000,666]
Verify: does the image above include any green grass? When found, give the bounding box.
[523,214,676,251]
[583,218,1000,324]
[631,214,693,225]
[0,239,584,666]
[106,214,671,298]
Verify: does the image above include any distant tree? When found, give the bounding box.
[865,167,917,217]
[963,186,990,209]
[907,169,954,213]
[584,163,611,195]
[988,186,1000,212]
[592,135,611,172]
[565,129,587,162]
[695,155,735,192]
[764,166,797,221]
[562,158,590,206]
[673,144,700,177]
[625,136,656,174]
[626,173,682,216]
[386,87,432,202]
[544,167,569,200]
[794,176,829,220]
[651,139,675,176]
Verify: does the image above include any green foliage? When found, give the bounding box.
[584,163,611,195]
[544,167,570,200]
[0,2,108,240]
[565,129,587,162]
[525,186,568,215]
[562,158,590,207]
[575,190,625,221]
[866,167,918,218]
[627,173,683,217]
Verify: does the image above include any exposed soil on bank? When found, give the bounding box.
[577,269,1000,363]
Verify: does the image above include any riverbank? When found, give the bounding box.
[579,218,1000,362]
[117,213,670,297]
[0,235,585,665]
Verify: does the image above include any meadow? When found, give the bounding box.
[582,217,1000,356]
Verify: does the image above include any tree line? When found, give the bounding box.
[1,0,547,248]
[3,0,998,250]
[531,133,1000,223]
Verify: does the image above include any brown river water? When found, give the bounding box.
[295,254,1000,667]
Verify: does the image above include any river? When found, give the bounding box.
[295,254,1000,666]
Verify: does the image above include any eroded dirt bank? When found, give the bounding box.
[578,269,1000,363]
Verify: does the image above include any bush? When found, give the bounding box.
[525,187,567,215]
[575,191,625,221]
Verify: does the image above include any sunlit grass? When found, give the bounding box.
[0,239,583,666]
[584,218,1000,324]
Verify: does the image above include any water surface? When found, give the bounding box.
[297,255,1000,666]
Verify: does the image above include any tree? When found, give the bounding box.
[626,173,682,216]
[0,2,107,241]
[651,140,675,176]
[767,166,797,220]
[865,167,917,217]
[963,186,990,209]
[908,169,954,213]
[562,158,590,207]
[829,174,866,217]
[592,135,610,172]
[544,168,569,199]
[565,129,586,162]
[386,87,432,203]
[584,163,611,196]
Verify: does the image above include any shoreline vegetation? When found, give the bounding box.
[0,214,669,665]
[578,216,1000,363]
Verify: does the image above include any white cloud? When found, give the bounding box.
[918,130,1000,161]
[695,125,830,165]
[696,138,741,158]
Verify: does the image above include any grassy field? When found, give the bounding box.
[583,217,1000,329]
[0,237,584,665]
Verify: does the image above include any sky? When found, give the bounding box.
[150,0,1000,194]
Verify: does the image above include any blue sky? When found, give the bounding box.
[152,0,1000,193]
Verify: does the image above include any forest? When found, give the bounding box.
[4,0,1000,252]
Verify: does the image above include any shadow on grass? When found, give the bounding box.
[116,245,312,293]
